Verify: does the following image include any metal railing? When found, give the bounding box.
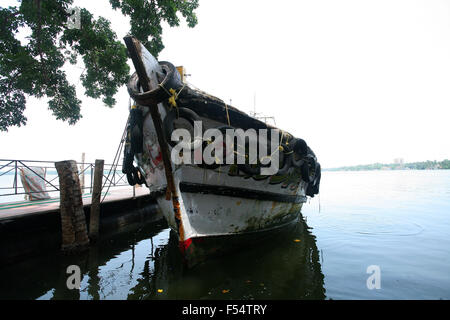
[0,159,129,199]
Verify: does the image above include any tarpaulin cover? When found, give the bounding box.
[19,167,51,201]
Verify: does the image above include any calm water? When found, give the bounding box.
[0,170,449,300]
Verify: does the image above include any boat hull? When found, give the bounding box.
[146,164,306,265]
[174,216,303,267]
[123,36,317,266]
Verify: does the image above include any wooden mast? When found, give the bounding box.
[123,36,185,243]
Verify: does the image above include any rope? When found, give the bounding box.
[159,84,186,106]
[158,83,186,119]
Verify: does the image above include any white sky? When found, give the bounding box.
[1,0,449,168]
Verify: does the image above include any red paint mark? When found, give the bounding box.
[179,238,192,254]
[153,148,163,166]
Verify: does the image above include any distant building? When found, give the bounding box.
[393,158,405,169]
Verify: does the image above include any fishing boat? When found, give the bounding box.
[122,36,321,266]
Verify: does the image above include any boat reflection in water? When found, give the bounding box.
[137,216,325,300]
[0,214,325,300]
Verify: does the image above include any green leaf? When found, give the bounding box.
[0,0,199,131]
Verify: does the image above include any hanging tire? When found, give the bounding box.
[276,135,294,175]
[130,108,144,154]
[301,154,317,183]
[197,140,221,170]
[239,141,292,177]
[126,170,136,186]
[239,163,261,176]
[163,107,203,150]
[291,138,308,168]
[217,125,235,163]
[264,139,292,176]
[237,134,265,176]
[122,151,132,172]
[275,151,292,176]
[306,163,321,197]
[127,61,183,106]
[135,167,147,185]
[126,166,145,186]
[238,148,262,176]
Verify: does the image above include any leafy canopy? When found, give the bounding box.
[0,0,199,131]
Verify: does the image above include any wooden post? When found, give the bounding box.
[89,159,104,242]
[124,36,186,243]
[55,160,89,253]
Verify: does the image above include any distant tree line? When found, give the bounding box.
[327,159,450,171]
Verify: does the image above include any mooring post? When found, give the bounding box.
[55,160,90,253]
[89,159,104,242]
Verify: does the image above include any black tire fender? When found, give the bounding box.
[126,166,146,186]
[237,135,264,176]
[291,138,308,168]
[301,154,317,183]
[130,108,144,154]
[275,151,292,176]
[126,168,136,186]
[163,107,203,151]
[306,162,321,197]
[127,61,183,106]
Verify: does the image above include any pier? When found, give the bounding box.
[0,159,162,266]
[0,186,151,220]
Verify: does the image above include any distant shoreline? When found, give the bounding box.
[325,159,450,172]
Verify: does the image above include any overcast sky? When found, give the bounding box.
[1,0,450,168]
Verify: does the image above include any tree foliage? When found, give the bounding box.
[0,0,199,131]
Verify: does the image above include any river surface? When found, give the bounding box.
[0,170,449,300]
